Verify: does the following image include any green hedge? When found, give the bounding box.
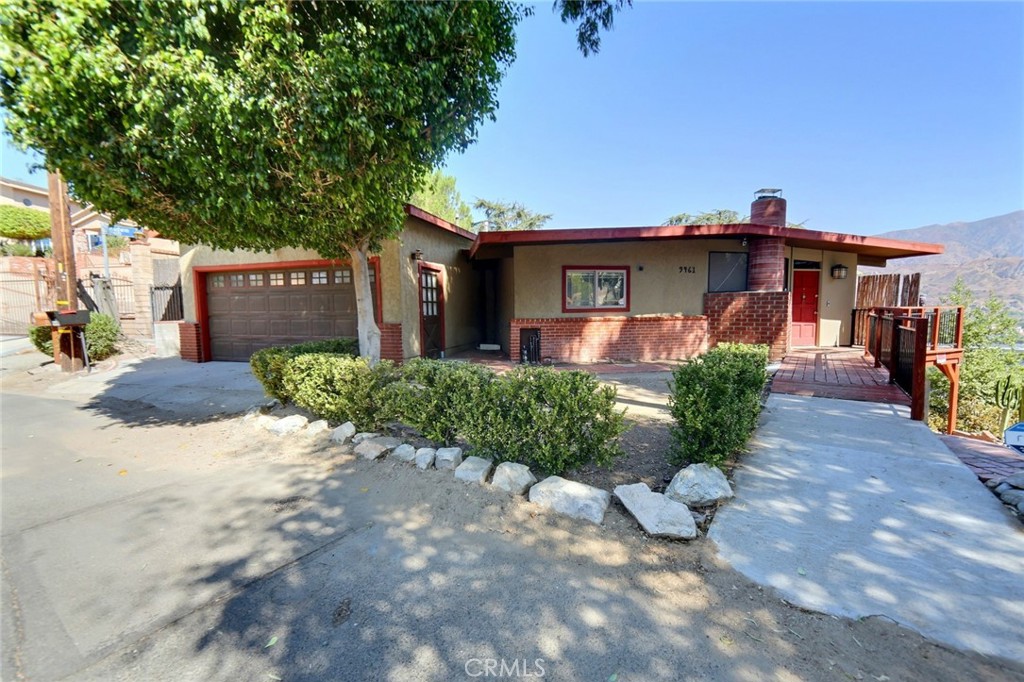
[384,359,494,446]
[668,343,769,469]
[250,337,359,402]
[283,354,398,430]
[27,312,120,361]
[268,353,626,476]
[462,366,627,476]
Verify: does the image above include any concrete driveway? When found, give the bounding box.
[710,393,1024,663]
[3,358,1022,681]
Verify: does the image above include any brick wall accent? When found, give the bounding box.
[704,291,790,361]
[179,322,205,362]
[380,322,403,362]
[747,237,785,292]
[509,316,707,363]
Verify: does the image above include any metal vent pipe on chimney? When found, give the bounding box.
[751,188,787,227]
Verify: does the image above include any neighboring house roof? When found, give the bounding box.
[469,223,944,267]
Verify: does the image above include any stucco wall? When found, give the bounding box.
[395,219,478,358]
[512,239,746,319]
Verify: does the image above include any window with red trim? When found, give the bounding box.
[563,266,630,312]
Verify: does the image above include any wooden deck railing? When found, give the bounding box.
[865,306,964,433]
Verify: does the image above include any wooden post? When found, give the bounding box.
[944,361,960,435]
[954,306,965,349]
[47,171,77,311]
[930,307,940,350]
[910,317,929,421]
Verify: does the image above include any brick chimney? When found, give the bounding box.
[747,188,786,291]
[750,188,786,227]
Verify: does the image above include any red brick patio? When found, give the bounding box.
[940,435,1024,483]
[771,347,912,406]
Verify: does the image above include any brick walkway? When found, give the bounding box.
[771,347,911,405]
[940,435,1024,483]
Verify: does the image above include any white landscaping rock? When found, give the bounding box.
[415,448,436,469]
[254,415,278,431]
[614,483,697,540]
[268,414,309,436]
[1001,489,1024,507]
[330,422,357,444]
[391,444,417,463]
[304,420,331,438]
[1003,472,1024,489]
[434,447,464,471]
[355,441,390,460]
[352,432,381,444]
[491,462,537,495]
[529,476,611,525]
[454,456,493,484]
[665,463,734,507]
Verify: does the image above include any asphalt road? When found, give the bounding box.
[2,360,1022,682]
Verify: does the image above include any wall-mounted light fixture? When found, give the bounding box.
[411,249,423,261]
[830,263,849,280]
[741,237,749,247]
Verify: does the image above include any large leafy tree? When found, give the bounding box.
[473,198,552,231]
[0,1,524,360]
[1,0,627,360]
[409,170,473,229]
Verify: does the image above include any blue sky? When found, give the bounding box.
[3,2,1021,236]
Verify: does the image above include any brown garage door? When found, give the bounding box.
[206,265,378,361]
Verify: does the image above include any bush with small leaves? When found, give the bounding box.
[84,313,120,361]
[250,338,360,402]
[385,359,494,445]
[28,324,53,356]
[283,353,398,430]
[668,343,768,469]
[463,366,628,476]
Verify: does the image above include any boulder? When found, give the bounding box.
[415,448,436,469]
[304,420,331,438]
[352,432,381,444]
[491,462,537,495]
[665,463,734,507]
[1000,489,1024,507]
[994,482,1012,495]
[614,483,697,540]
[254,415,278,431]
[330,422,357,444]
[528,476,611,525]
[268,414,309,437]
[1003,472,1024,489]
[454,456,493,484]
[434,447,464,471]
[391,444,417,463]
[354,440,390,461]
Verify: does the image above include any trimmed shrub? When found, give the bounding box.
[463,366,627,476]
[385,358,495,445]
[0,204,51,240]
[283,353,398,430]
[28,324,53,356]
[84,313,120,361]
[668,343,769,469]
[250,337,359,402]
[27,312,120,361]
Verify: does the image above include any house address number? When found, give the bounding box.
[679,266,696,274]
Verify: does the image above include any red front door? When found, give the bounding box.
[792,270,819,347]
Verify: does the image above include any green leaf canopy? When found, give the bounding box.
[0,0,525,258]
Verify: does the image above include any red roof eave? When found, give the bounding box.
[468,223,944,261]
[404,204,476,241]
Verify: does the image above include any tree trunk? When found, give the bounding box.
[349,244,381,363]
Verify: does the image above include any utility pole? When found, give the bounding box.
[47,170,77,311]
[47,170,87,371]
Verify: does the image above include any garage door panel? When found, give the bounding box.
[206,265,362,361]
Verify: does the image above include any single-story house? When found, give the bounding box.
[177,191,944,363]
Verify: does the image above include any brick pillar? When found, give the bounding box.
[379,322,403,362]
[179,322,205,362]
[747,237,785,292]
